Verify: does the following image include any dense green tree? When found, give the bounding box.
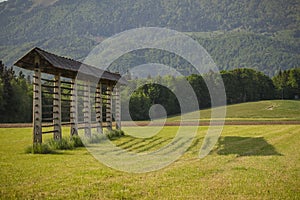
[0,77,4,112]
[222,68,275,102]
[129,89,151,121]
[186,74,210,108]
[273,68,300,99]
[0,61,32,122]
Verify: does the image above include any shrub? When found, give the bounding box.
[25,130,125,153]
[81,130,125,144]
[70,135,84,147]
[25,143,53,154]
[105,129,125,139]
[84,133,106,144]
[47,137,74,150]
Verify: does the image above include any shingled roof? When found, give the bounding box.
[14,47,125,83]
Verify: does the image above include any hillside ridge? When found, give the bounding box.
[0,0,299,75]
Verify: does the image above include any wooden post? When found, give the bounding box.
[115,85,121,130]
[95,82,103,134]
[84,81,91,137]
[106,83,112,130]
[70,78,78,136]
[53,74,62,140]
[33,55,42,144]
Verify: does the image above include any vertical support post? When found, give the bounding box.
[33,55,42,144]
[95,82,103,134]
[115,84,121,130]
[84,80,91,137]
[70,78,78,136]
[53,74,62,140]
[106,83,112,130]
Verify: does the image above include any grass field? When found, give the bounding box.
[168,100,300,122]
[1,124,299,199]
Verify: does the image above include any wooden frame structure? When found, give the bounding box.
[14,47,124,144]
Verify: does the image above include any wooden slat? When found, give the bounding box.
[42,84,57,88]
[42,130,59,134]
[42,91,59,95]
[42,124,56,128]
[41,78,57,83]
[61,122,74,126]
[61,80,74,85]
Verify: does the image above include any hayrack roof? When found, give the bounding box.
[14,47,125,84]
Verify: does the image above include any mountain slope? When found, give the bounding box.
[0,0,299,75]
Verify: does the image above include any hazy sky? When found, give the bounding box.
[0,0,7,2]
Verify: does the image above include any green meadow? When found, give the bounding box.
[1,100,300,199]
[1,124,299,199]
[168,100,300,122]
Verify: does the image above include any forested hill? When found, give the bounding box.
[0,0,299,76]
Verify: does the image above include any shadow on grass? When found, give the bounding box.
[216,136,282,156]
[129,137,164,151]
[186,137,203,152]
[136,137,172,153]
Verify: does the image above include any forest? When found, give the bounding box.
[0,61,299,122]
[0,0,299,76]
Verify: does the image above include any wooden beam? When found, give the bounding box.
[115,85,121,130]
[33,55,42,144]
[53,74,62,140]
[106,83,112,130]
[95,82,103,134]
[70,78,78,136]
[84,81,91,137]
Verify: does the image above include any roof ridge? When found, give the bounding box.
[34,47,119,75]
[34,47,81,64]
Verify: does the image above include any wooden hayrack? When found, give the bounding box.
[14,47,124,144]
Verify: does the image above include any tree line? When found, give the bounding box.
[0,61,299,122]
[123,68,300,120]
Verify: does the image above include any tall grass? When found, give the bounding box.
[105,129,125,139]
[25,130,124,154]
[82,129,125,144]
[25,143,54,154]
